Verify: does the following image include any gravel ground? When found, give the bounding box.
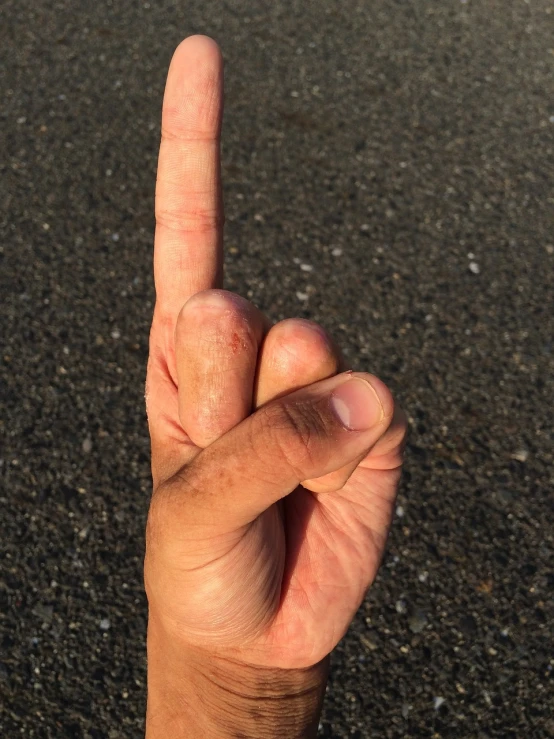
[2,1,553,737]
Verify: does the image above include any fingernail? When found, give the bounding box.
[331,378,384,431]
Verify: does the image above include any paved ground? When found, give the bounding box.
[2,0,553,737]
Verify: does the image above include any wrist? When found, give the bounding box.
[146,612,329,739]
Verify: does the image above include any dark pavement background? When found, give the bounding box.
[2,1,553,737]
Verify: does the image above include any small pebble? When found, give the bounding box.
[99,618,111,631]
[469,261,480,274]
[296,291,309,301]
[331,247,343,256]
[511,449,528,462]
[395,599,407,614]
[409,610,428,634]
[395,505,405,518]
[111,329,121,340]
[300,263,313,272]
[433,696,446,710]
[82,437,92,454]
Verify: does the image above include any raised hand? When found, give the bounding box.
[144,36,406,739]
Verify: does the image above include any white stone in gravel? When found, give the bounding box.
[82,438,92,454]
[395,505,405,518]
[300,263,313,272]
[111,329,121,339]
[296,291,309,301]
[511,449,528,462]
[433,697,446,710]
[395,599,407,614]
[469,261,480,274]
[331,247,343,256]
[99,618,111,631]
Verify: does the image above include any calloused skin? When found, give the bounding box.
[144,35,407,738]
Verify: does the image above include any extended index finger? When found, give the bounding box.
[154,36,224,324]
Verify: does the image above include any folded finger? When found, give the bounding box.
[303,406,408,494]
[175,289,268,448]
[160,371,395,530]
[254,318,343,407]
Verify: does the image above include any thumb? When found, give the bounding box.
[164,371,395,530]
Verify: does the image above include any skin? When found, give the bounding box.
[144,35,407,738]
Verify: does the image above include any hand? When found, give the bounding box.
[144,36,407,738]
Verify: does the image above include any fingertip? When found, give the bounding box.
[163,35,224,137]
[263,318,339,377]
[172,34,222,65]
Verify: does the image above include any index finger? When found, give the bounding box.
[154,35,224,324]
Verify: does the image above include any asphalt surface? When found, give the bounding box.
[2,1,553,737]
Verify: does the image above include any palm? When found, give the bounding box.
[151,392,399,669]
[269,468,398,665]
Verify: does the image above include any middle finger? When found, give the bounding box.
[175,289,268,448]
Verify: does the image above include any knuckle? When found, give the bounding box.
[271,319,338,377]
[258,400,327,479]
[385,407,409,448]
[160,124,217,144]
[365,407,409,470]
[155,203,223,235]
[178,291,259,355]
